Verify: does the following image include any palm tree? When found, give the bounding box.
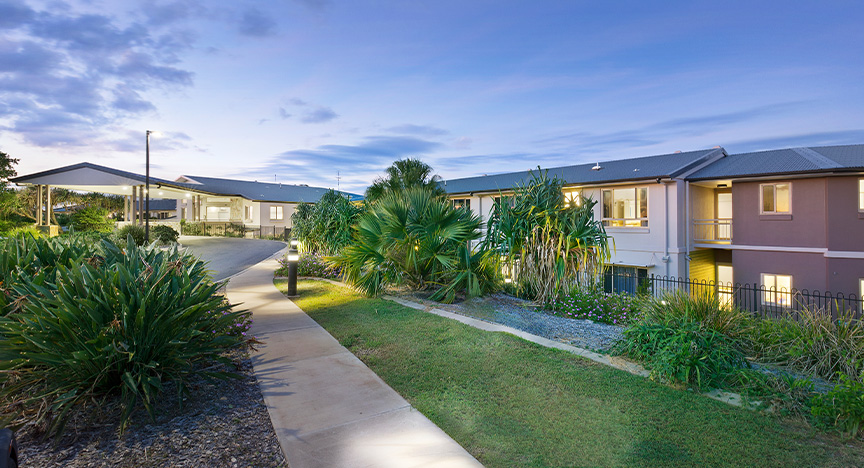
[364,158,446,202]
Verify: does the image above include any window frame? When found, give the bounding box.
[761,273,793,306]
[760,182,792,214]
[563,188,582,207]
[858,179,863,212]
[601,186,648,227]
[451,198,471,211]
[270,205,283,221]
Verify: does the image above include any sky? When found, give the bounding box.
[1,0,863,195]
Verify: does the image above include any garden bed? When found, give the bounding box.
[17,350,286,468]
[393,290,624,352]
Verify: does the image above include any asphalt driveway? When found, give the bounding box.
[179,236,286,281]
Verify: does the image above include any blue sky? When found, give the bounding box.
[2,0,863,194]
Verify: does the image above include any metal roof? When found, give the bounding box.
[442,148,726,194]
[686,144,864,180]
[177,174,363,203]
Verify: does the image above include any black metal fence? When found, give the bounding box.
[605,270,862,321]
[180,222,291,241]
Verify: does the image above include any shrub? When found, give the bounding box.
[0,237,248,436]
[615,319,748,390]
[547,285,643,326]
[749,307,864,384]
[277,253,341,279]
[5,225,42,239]
[333,187,498,303]
[152,225,179,244]
[71,206,114,232]
[642,290,752,338]
[811,374,864,438]
[731,368,815,417]
[116,224,146,246]
[291,190,363,255]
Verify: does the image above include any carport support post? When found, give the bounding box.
[45,185,51,226]
[36,185,42,226]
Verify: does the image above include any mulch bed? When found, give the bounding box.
[16,350,287,468]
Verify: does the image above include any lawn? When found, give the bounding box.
[277,279,864,468]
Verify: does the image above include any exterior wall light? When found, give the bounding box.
[285,247,300,297]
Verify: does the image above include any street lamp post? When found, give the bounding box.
[145,130,153,243]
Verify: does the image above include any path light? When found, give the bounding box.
[290,239,299,247]
[285,247,300,297]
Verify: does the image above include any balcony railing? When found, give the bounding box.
[693,218,732,243]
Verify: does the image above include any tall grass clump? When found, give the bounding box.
[332,187,497,303]
[641,290,753,338]
[0,236,248,437]
[749,307,864,384]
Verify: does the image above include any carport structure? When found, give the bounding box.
[10,162,212,230]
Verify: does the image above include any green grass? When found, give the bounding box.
[276,279,864,468]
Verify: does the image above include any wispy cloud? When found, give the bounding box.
[725,130,864,154]
[300,106,338,123]
[238,8,277,37]
[386,124,450,137]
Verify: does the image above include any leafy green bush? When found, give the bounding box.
[116,224,146,246]
[291,190,363,255]
[181,221,205,236]
[547,285,643,325]
[276,253,341,279]
[0,237,248,436]
[748,308,864,384]
[811,374,864,437]
[333,187,497,303]
[152,225,179,244]
[5,225,42,238]
[71,206,114,232]
[643,290,752,338]
[615,319,748,390]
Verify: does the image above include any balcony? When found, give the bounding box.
[693,218,732,244]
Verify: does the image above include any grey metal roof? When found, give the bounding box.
[686,144,864,180]
[10,162,188,188]
[179,175,363,203]
[442,148,725,194]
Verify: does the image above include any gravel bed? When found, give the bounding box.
[399,291,624,352]
[17,350,287,468]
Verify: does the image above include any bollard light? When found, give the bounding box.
[285,247,300,297]
[290,238,299,248]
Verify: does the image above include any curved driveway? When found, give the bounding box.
[179,236,286,281]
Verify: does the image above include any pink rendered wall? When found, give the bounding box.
[732,178,826,248]
[826,258,864,298]
[731,250,826,292]
[825,175,864,252]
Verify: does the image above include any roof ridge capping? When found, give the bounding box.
[670,147,727,179]
[790,147,844,170]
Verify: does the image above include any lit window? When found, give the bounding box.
[761,183,791,214]
[563,189,582,207]
[860,278,864,302]
[270,205,283,221]
[859,179,863,211]
[602,187,648,227]
[451,198,471,210]
[762,273,792,306]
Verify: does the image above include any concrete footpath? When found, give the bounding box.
[225,256,483,468]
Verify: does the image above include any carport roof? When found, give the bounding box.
[176,175,363,203]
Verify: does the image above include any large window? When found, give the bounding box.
[761,183,790,214]
[602,187,648,227]
[451,198,471,210]
[563,189,582,207]
[270,205,283,221]
[859,179,863,211]
[761,273,792,306]
[604,266,648,294]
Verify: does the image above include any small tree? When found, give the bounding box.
[364,158,446,203]
[0,150,19,221]
[483,170,610,304]
[291,190,363,256]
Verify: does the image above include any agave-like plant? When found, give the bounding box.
[332,187,497,303]
[483,169,611,304]
[0,236,246,437]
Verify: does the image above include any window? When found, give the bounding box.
[270,205,283,221]
[563,189,582,207]
[451,198,471,210]
[604,266,648,294]
[860,278,864,302]
[602,187,648,227]
[717,265,734,308]
[245,206,253,220]
[859,179,863,211]
[761,183,790,214]
[761,273,792,306]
